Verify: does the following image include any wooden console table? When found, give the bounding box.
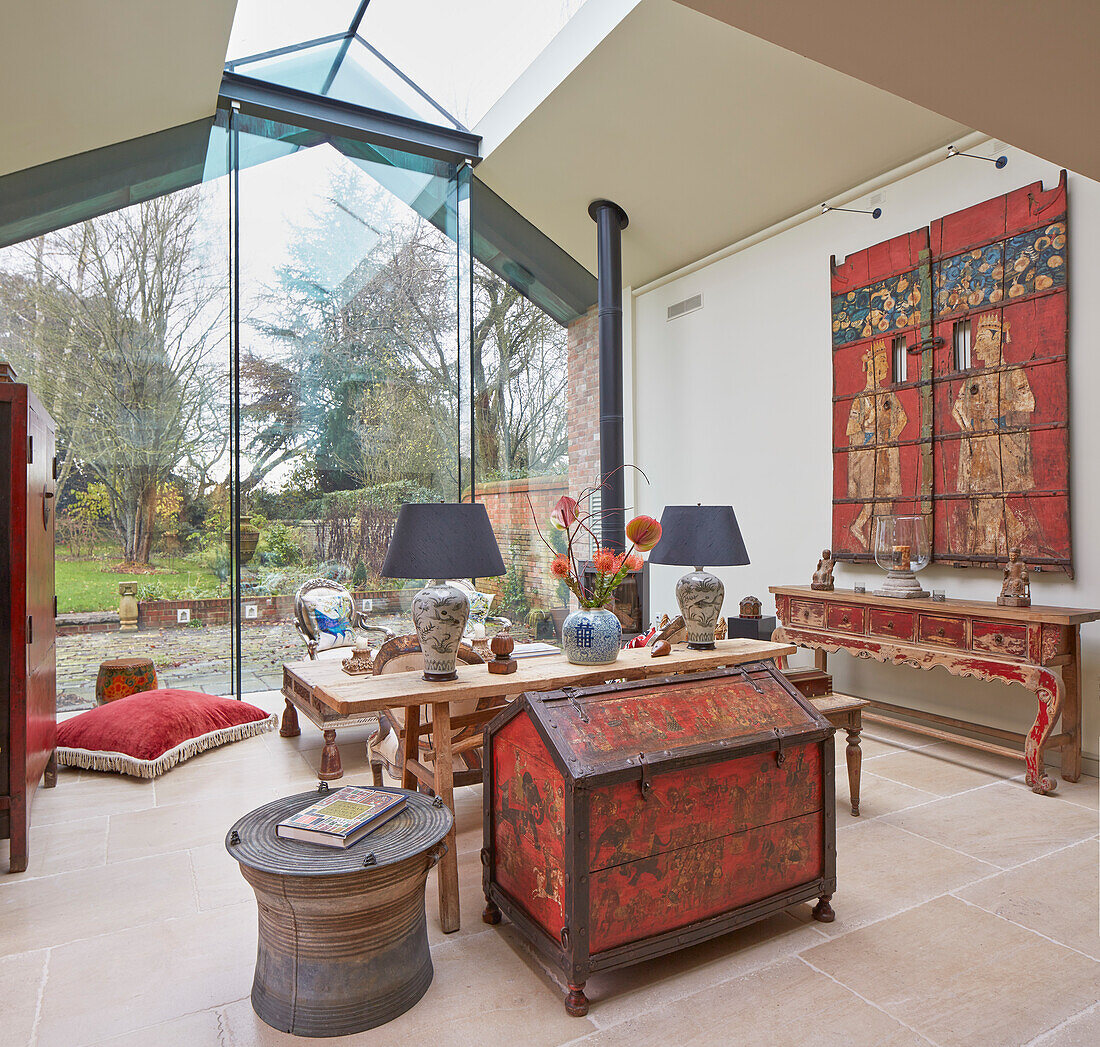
[283,638,794,933]
[770,586,1100,794]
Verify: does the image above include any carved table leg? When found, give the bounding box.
[44,749,57,788]
[482,898,502,925]
[318,729,343,781]
[1060,630,1082,783]
[279,698,301,738]
[1025,670,1063,795]
[565,983,589,1017]
[432,700,460,934]
[845,728,862,816]
[812,894,835,923]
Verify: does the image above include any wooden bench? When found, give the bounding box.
[780,667,867,817]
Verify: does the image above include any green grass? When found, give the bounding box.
[55,553,223,614]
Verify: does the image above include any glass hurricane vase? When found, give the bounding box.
[873,514,930,599]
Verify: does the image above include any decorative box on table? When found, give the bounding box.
[481,661,836,1016]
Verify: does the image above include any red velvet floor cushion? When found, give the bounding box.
[57,689,277,778]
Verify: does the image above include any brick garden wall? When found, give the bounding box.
[567,307,600,497]
[478,475,568,606]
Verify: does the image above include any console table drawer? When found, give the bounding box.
[868,608,916,641]
[919,614,967,648]
[790,598,826,628]
[827,605,865,634]
[972,619,1028,658]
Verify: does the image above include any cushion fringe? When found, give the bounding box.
[57,712,278,778]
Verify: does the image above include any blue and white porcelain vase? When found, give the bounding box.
[561,607,621,665]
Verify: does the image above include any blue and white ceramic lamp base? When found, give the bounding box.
[561,607,622,665]
[676,570,725,649]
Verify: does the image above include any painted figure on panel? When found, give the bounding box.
[951,314,1036,555]
[846,339,907,548]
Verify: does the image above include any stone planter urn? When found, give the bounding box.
[118,582,139,632]
[224,515,260,565]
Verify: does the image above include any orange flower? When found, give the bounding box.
[593,548,616,574]
[625,514,662,552]
[551,554,571,579]
[625,553,643,572]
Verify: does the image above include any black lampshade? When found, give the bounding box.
[381,503,506,580]
[648,505,750,568]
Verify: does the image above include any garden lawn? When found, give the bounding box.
[55,555,223,614]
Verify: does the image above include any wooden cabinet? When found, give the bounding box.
[482,662,836,1016]
[1,374,57,873]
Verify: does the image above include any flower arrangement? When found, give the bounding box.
[531,490,662,610]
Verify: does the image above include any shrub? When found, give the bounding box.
[136,581,166,602]
[264,523,304,567]
[351,561,368,588]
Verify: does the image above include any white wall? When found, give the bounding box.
[630,144,1100,771]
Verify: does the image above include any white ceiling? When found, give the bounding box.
[678,0,1100,185]
[0,0,237,177]
[475,0,971,288]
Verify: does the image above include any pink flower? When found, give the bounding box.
[550,495,580,530]
[625,514,662,552]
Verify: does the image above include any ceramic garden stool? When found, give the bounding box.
[94,656,157,705]
[226,786,452,1038]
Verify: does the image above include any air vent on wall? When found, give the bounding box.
[666,293,703,321]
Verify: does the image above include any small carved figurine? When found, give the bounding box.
[714,616,727,640]
[487,631,518,674]
[811,549,835,591]
[739,595,762,619]
[997,548,1031,607]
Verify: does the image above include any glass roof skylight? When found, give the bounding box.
[225,0,586,128]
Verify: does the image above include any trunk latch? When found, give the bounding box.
[773,728,787,766]
[639,751,653,799]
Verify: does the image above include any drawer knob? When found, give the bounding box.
[841,616,849,625]
[994,633,1003,643]
[887,622,894,630]
[937,628,945,637]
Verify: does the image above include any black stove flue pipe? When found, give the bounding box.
[588,198,629,553]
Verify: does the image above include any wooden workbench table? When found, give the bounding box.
[283,638,795,933]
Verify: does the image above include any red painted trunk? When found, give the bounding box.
[483,661,836,1013]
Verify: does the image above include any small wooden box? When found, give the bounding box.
[481,662,836,1015]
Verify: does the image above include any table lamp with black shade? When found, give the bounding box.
[648,505,750,649]
[381,503,506,680]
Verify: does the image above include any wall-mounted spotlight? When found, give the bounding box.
[821,202,882,220]
[946,144,1008,169]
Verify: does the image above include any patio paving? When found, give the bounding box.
[56,615,414,711]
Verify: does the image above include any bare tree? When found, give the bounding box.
[0,190,228,562]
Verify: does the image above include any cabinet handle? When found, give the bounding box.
[994,633,1003,643]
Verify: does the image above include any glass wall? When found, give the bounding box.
[0,172,233,708]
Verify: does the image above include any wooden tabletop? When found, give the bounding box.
[284,638,796,717]
[769,586,1100,626]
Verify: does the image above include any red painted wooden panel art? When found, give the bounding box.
[831,173,1071,573]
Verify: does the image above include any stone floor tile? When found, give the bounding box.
[576,908,828,1029]
[803,895,1100,1047]
[190,841,255,912]
[836,771,939,824]
[956,839,1100,959]
[1030,1003,1100,1047]
[867,747,1011,795]
[2,815,108,881]
[218,928,594,1046]
[0,949,48,1047]
[1043,775,1099,812]
[860,723,939,749]
[88,1009,225,1047]
[816,819,996,935]
[919,740,1029,778]
[29,772,155,825]
[574,956,926,1046]
[36,904,256,1047]
[151,747,310,808]
[108,794,276,864]
[0,853,196,953]
[836,734,908,763]
[883,781,1098,868]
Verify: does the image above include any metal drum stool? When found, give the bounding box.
[226,786,452,1037]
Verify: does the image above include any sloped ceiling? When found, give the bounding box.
[0,0,237,177]
[678,0,1100,183]
[476,0,970,288]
